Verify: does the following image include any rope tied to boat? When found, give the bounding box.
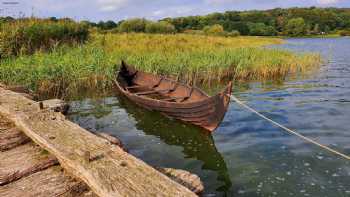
[229,94,350,161]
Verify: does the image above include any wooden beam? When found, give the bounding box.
[135,88,173,96]
[0,142,58,185]
[0,116,30,151]
[0,166,91,197]
[0,88,196,197]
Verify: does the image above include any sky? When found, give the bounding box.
[0,0,349,22]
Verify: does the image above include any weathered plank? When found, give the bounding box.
[92,132,204,194]
[0,142,58,185]
[0,83,37,100]
[0,166,91,197]
[0,88,196,197]
[41,99,70,114]
[0,116,30,151]
[157,168,204,195]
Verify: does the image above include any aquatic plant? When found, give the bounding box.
[0,33,320,98]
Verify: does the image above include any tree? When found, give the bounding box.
[145,21,176,34]
[248,23,277,36]
[97,20,117,30]
[118,18,149,33]
[312,24,320,34]
[284,18,308,36]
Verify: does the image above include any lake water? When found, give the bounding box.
[68,37,350,197]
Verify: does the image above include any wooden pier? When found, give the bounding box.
[0,86,203,197]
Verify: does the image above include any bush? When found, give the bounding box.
[0,18,89,58]
[183,29,204,35]
[118,18,149,33]
[203,24,225,36]
[145,21,175,34]
[225,30,240,37]
[339,30,350,36]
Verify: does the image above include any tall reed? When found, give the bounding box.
[0,33,320,98]
[0,18,88,58]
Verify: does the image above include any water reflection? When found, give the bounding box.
[118,96,233,193]
[68,94,232,194]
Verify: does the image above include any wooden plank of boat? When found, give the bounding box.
[0,87,197,197]
[114,61,232,132]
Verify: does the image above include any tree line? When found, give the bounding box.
[162,7,350,36]
[2,7,350,36]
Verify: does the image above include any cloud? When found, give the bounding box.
[317,0,339,5]
[97,0,129,12]
[6,0,350,22]
[151,6,194,19]
[204,0,238,5]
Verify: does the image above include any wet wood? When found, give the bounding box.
[0,87,196,197]
[0,166,91,197]
[157,168,204,195]
[92,132,204,194]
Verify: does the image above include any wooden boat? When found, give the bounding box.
[114,61,232,132]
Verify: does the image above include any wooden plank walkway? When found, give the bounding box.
[0,87,198,197]
[0,114,94,197]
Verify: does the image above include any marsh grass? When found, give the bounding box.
[0,33,320,98]
[0,18,88,58]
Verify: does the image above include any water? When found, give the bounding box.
[68,37,350,197]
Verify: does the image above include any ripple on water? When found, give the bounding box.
[68,38,350,197]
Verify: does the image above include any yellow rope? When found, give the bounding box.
[229,94,350,160]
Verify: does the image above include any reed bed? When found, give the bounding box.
[0,33,320,98]
[0,18,88,58]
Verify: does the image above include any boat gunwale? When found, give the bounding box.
[113,61,233,131]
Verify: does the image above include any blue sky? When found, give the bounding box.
[1,0,349,22]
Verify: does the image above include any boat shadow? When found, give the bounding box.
[116,95,232,193]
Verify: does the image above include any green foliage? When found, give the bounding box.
[163,7,350,36]
[248,23,277,36]
[118,18,149,33]
[339,30,350,36]
[312,24,320,35]
[284,18,307,36]
[145,21,176,34]
[225,30,240,37]
[0,17,15,24]
[0,18,89,58]
[203,24,225,36]
[97,20,117,30]
[0,33,320,98]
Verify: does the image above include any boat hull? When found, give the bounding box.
[114,62,232,132]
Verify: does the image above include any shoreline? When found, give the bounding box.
[0,85,204,196]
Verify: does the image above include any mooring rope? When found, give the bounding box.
[229,94,350,161]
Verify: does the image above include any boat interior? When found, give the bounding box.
[117,63,209,103]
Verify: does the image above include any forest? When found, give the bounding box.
[162,7,350,36]
[1,7,350,37]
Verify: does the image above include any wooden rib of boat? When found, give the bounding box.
[114,61,232,132]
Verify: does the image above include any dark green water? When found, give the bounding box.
[68,38,350,197]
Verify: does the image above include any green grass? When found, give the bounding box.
[0,18,88,58]
[0,33,321,98]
